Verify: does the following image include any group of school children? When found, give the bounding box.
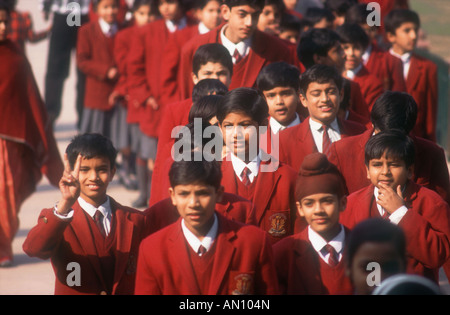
[1,0,449,296]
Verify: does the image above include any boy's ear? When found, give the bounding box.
[365,164,371,180]
[216,185,224,203]
[296,201,305,217]
[169,187,177,206]
[221,4,231,21]
[299,92,308,108]
[407,164,414,180]
[339,195,347,213]
[192,72,199,85]
[386,31,396,44]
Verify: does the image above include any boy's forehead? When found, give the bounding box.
[306,80,338,92]
[229,4,262,14]
[173,182,216,191]
[222,111,255,122]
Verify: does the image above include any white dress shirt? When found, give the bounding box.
[230,151,261,184]
[389,48,412,80]
[309,118,341,153]
[362,44,372,66]
[53,196,113,236]
[269,113,301,134]
[308,224,345,265]
[98,18,118,37]
[373,186,408,225]
[345,63,363,80]
[198,21,211,35]
[182,213,218,255]
[220,24,251,64]
[165,16,187,33]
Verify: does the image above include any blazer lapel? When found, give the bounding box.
[406,55,422,91]
[169,219,202,294]
[70,202,106,287]
[253,161,281,225]
[208,215,236,295]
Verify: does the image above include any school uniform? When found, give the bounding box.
[220,152,300,242]
[388,50,438,142]
[127,18,197,140]
[178,24,297,100]
[135,212,279,295]
[143,192,257,236]
[77,18,119,138]
[347,79,371,121]
[160,22,213,105]
[273,225,353,295]
[345,64,384,112]
[23,197,146,295]
[278,117,367,173]
[341,181,450,282]
[328,128,450,204]
[0,39,63,263]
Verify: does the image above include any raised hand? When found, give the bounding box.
[56,154,82,215]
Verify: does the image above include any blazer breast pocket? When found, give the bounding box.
[229,271,255,295]
[264,209,291,239]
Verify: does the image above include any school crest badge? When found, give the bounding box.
[268,213,287,237]
[230,272,254,295]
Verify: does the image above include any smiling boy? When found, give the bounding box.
[135,159,279,295]
[273,152,353,295]
[23,134,146,295]
[340,130,450,283]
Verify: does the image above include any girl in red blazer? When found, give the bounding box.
[77,0,120,138]
[341,130,450,283]
[135,159,279,295]
[273,153,353,295]
[23,134,146,295]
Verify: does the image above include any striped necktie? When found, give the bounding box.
[324,244,339,267]
[322,125,332,157]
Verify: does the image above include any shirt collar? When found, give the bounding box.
[181,213,218,254]
[220,24,251,61]
[98,18,117,36]
[269,113,300,134]
[362,44,372,65]
[308,224,345,255]
[198,21,211,34]
[77,196,111,219]
[389,48,412,63]
[309,117,339,132]
[230,150,261,180]
[165,16,187,33]
[346,63,363,80]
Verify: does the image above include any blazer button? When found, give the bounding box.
[42,217,48,224]
[100,291,108,295]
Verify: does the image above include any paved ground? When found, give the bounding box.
[1,0,450,295]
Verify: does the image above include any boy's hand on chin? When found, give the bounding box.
[377,183,405,215]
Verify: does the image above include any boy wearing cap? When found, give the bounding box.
[272,152,353,295]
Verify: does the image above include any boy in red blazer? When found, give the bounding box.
[279,64,366,174]
[385,9,438,142]
[160,0,223,105]
[77,0,120,138]
[177,0,297,100]
[135,159,279,295]
[217,87,299,242]
[328,91,450,204]
[273,153,353,295]
[336,23,384,112]
[0,3,63,266]
[23,134,146,295]
[340,130,450,283]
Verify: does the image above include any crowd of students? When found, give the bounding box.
[0,0,449,296]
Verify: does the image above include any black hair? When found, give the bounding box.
[364,129,415,168]
[191,78,229,104]
[297,27,341,69]
[192,43,234,77]
[345,3,371,25]
[192,0,220,10]
[298,64,343,96]
[222,0,265,10]
[303,7,335,26]
[132,0,158,13]
[324,0,357,16]
[256,61,301,91]
[0,0,11,14]
[370,91,418,135]
[169,159,222,189]
[216,87,269,126]
[172,120,218,160]
[279,12,302,32]
[66,133,118,170]
[262,0,285,13]
[336,23,370,50]
[346,218,406,271]
[189,94,224,123]
[384,9,420,35]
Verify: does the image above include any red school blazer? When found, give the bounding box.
[328,128,450,204]
[351,65,384,112]
[278,117,367,173]
[178,25,297,100]
[220,155,300,242]
[135,212,280,295]
[273,227,353,295]
[22,198,146,295]
[77,20,118,111]
[341,181,450,283]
